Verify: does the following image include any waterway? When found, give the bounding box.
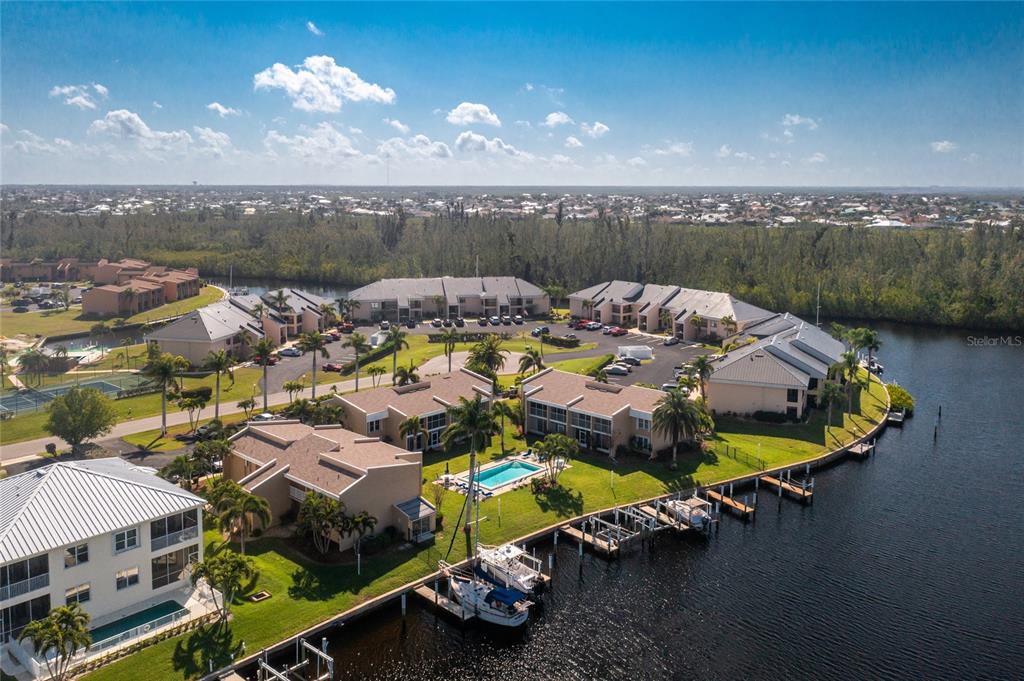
[246,322,1024,680]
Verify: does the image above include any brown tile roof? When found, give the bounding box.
[334,368,492,417]
[520,369,663,417]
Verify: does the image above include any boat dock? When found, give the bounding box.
[706,487,755,519]
[847,441,875,458]
[412,583,474,621]
[887,409,906,426]
[759,472,814,503]
[561,522,622,556]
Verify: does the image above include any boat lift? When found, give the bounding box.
[256,637,334,681]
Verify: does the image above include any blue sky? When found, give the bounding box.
[2,2,1021,186]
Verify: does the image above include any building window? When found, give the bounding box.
[114,528,138,554]
[570,411,591,430]
[116,567,140,590]
[1,594,50,643]
[548,406,566,424]
[151,544,198,590]
[592,417,612,435]
[65,583,90,605]
[0,555,50,602]
[636,417,652,431]
[527,401,547,418]
[424,412,446,432]
[367,419,382,434]
[64,543,89,568]
[787,388,800,403]
[150,509,199,551]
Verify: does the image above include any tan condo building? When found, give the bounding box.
[346,276,549,323]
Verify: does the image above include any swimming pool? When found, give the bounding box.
[90,600,186,644]
[474,461,543,490]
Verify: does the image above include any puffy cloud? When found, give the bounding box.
[377,134,452,160]
[306,21,324,36]
[654,141,693,157]
[207,102,241,118]
[781,113,819,130]
[541,111,574,128]
[263,122,361,162]
[11,130,64,155]
[715,144,732,158]
[523,82,535,92]
[626,156,648,168]
[804,152,828,164]
[580,121,609,138]
[383,118,410,134]
[930,140,957,153]
[88,109,192,153]
[0,123,8,135]
[152,101,163,109]
[733,151,755,161]
[446,102,501,127]
[192,126,233,158]
[564,136,584,149]
[454,131,528,158]
[49,84,108,110]
[254,55,396,113]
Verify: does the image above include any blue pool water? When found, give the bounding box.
[474,461,542,489]
[90,600,185,643]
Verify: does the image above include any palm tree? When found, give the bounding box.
[653,391,714,467]
[439,328,460,373]
[431,294,447,317]
[720,314,737,337]
[0,348,9,387]
[349,511,378,556]
[204,349,233,419]
[19,349,48,385]
[18,603,91,681]
[270,289,290,313]
[582,298,595,319]
[688,314,704,340]
[191,550,255,620]
[689,354,713,399]
[367,365,386,387]
[829,322,849,346]
[441,395,498,558]
[399,414,426,450]
[343,332,370,392]
[219,490,271,555]
[177,395,206,432]
[492,400,515,453]
[296,331,329,399]
[237,396,256,421]
[162,455,196,490]
[385,327,409,379]
[335,297,351,321]
[518,346,545,375]
[119,337,134,367]
[251,337,276,413]
[819,382,846,427]
[283,380,305,402]
[144,352,184,434]
[394,360,419,386]
[318,302,338,326]
[468,334,508,375]
[542,283,565,308]
[837,350,861,417]
[251,301,267,320]
[861,328,881,367]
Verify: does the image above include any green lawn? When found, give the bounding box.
[121,412,250,452]
[0,286,224,338]
[85,373,887,681]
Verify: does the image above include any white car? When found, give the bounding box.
[605,364,630,376]
[278,347,302,357]
[663,336,681,346]
[586,321,602,331]
[252,412,278,422]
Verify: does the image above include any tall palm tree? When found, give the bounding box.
[318,302,338,326]
[335,297,351,321]
[518,346,545,375]
[819,382,846,427]
[343,332,370,392]
[19,603,91,681]
[582,298,595,319]
[837,350,861,417]
[861,328,881,367]
[219,490,272,555]
[385,327,409,379]
[251,301,267,320]
[270,289,290,313]
[689,314,704,339]
[348,511,378,556]
[0,347,9,387]
[119,337,134,367]
[829,322,849,346]
[367,365,387,388]
[720,314,737,337]
[394,361,420,386]
[297,331,329,399]
[689,354,713,399]
[162,455,196,490]
[439,328,460,373]
[143,352,184,434]
[441,395,498,557]
[204,349,233,419]
[653,391,714,467]
[251,337,276,413]
[431,294,447,317]
[468,334,508,375]
[492,400,515,453]
[399,414,425,450]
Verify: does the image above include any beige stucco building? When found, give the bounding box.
[144,300,265,366]
[347,276,550,323]
[81,259,201,318]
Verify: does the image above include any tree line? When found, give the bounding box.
[3,209,1022,330]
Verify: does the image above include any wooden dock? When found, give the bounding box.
[413,584,474,621]
[886,410,905,426]
[706,490,755,519]
[847,441,874,458]
[639,504,678,528]
[759,474,814,502]
[561,524,619,556]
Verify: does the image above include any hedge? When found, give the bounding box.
[340,340,395,375]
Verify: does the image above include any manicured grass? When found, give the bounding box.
[548,353,615,375]
[0,286,224,338]
[121,413,249,452]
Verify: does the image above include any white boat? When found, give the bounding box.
[446,571,532,627]
[229,286,250,296]
[477,543,545,593]
[665,496,713,531]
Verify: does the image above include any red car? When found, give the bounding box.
[573,320,590,330]
[609,326,628,337]
[339,322,354,334]
[322,362,344,372]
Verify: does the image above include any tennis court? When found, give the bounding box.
[0,376,150,415]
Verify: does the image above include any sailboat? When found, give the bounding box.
[665,495,713,531]
[476,543,545,593]
[441,459,533,627]
[227,265,249,296]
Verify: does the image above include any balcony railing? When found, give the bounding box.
[151,525,199,552]
[0,573,50,602]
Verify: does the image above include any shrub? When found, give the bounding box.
[752,410,788,423]
[542,334,581,348]
[887,382,915,414]
[180,386,213,401]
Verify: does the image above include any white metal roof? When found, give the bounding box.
[0,458,204,563]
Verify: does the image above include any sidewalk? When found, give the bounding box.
[0,373,393,465]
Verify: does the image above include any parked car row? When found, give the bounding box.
[432,318,466,328]
[478,314,523,326]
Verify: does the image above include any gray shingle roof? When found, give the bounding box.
[146,300,264,343]
[0,459,203,563]
[347,276,545,307]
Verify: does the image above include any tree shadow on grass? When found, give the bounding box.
[288,566,331,601]
[533,485,584,517]
[171,619,243,677]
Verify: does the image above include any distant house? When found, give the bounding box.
[0,459,212,677]
[568,280,770,340]
[144,300,265,366]
[225,421,435,546]
[80,259,201,318]
[346,276,549,323]
[325,368,493,451]
[519,368,670,455]
[705,314,846,419]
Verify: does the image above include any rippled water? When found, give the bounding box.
[258,323,1024,680]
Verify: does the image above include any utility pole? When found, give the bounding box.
[815,280,822,327]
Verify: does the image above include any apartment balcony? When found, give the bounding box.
[151,525,199,552]
[0,573,49,602]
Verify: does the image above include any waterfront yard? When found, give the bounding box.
[84,373,887,681]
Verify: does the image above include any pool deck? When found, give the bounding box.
[442,453,551,497]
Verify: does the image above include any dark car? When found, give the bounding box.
[478,317,489,326]
[322,362,344,372]
[454,317,465,327]
[405,319,417,329]
[12,306,29,313]
[442,318,454,327]
[617,355,641,366]
[339,322,355,333]
[501,315,512,325]
[531,325,550,337]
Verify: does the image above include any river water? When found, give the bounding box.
[251,322,1024,680]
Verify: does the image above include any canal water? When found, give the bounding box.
[251,323,1024,680]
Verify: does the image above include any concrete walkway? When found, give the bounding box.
[0,373,394,464]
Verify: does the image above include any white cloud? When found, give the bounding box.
[377,134,452,160]
[626,156,647,168]
[88,109,192,153]
[446,102,501,127]
[523,82,535,92]
[454,131,528,158]
[383,118,410,134]
[541,111,574,128]
[207,102,241,118]
[580,121,609,138]
[654,141,693,157]
[715,144,732,158]
[782,113,819,130]
[263,122,361,162]
[192,126,233,158]
[514,120,533,129]
[930,140,957,153]
[804,152,828,164]
[254,55,396,113]
[11,130,65,155]
[733,151,755,161]
[0,123,8,135]
[49,84,108,110]
[152,101,163,109]
[564,136,584,149]
[348,126,363,135]
[306,21,324,36]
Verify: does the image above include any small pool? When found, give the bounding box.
[90,600,185,643]
[474,460,543,490]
